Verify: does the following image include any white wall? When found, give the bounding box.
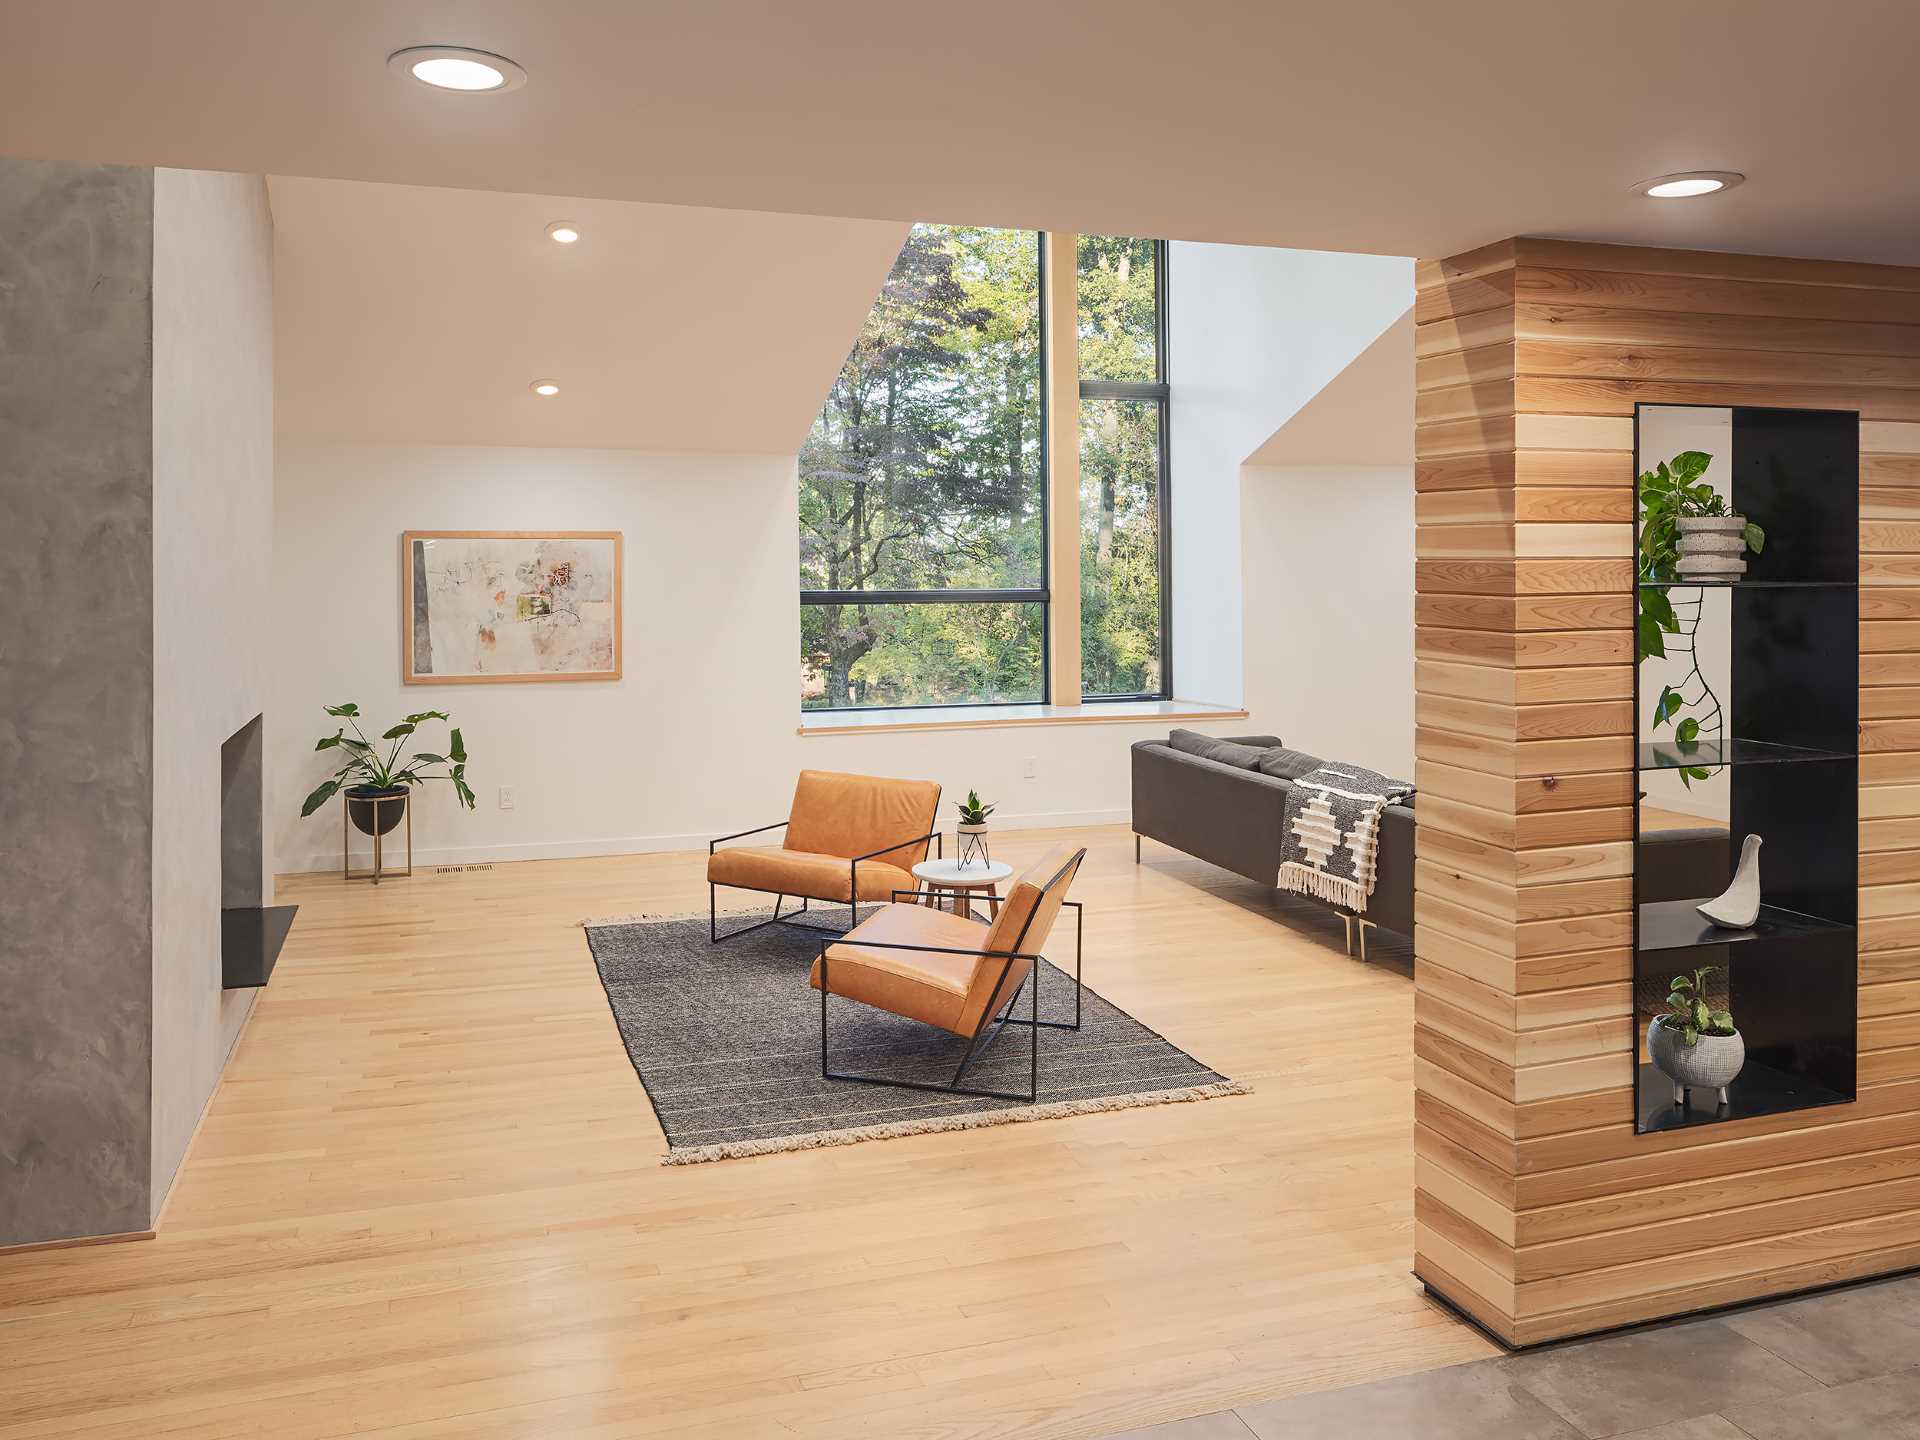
[270,243,1422,873]
[1167,242,1414,706]
[1638,406,1734,822]
[150,168,275,1207]
[272,445,1262,872]
[1241,463,1415,778]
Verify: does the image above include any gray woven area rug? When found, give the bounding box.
[582,907,1246,1164]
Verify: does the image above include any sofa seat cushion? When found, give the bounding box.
[809,902,989,1033]
[707,845,912,902]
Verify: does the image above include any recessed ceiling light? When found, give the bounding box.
[388,46,528,93]
[1634,170,1745,200]
[546,222,580,244]
[530,380,560,397]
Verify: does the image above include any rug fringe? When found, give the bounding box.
[582,907,853,928]
[658,1079,1252,1165]
[581,908,713,927]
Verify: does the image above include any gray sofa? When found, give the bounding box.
[1130,731,1415,950]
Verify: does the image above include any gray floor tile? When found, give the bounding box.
[1097,1412,1256,1440]
[1496,1319,1823,1437]
[1234,1360,1584,1440]
[1723,1274,1920,1385]
[1610,1417,1755,1440]
[1721,1365,1920,1440]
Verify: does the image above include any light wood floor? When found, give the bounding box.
[0,826,1494,1439]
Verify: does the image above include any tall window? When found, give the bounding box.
[1077,236,1169,699]
[799,224,1045,710]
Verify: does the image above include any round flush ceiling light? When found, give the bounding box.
[530,380,560,397]
[545,222,580,244]
[1634,170,1745,199]
[388,46,528,93]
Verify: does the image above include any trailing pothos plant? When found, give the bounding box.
[1655,965,1736,1047]
[1637,450,1765,788]
[300,703,476,818]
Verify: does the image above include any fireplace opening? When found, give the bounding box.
[220,714,295,988]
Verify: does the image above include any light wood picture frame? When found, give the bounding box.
[402,530,623,685]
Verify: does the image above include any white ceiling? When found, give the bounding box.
[5,0,1920,264]
[270,177,906,450]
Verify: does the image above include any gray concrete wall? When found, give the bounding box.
[0,159,156,1245]
[149,168,275,1211]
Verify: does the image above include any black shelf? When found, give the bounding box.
[222,904,297,989]
[1637,579,1853,590]
[1637,898,1853,955]
[1637,1059,1854,1133]
[1638,737,1856,771]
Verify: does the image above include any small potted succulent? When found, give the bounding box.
[1648,964,1745,1109]
[954,788,995,869]
[300,702,476,835]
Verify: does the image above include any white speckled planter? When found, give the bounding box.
[1676,515,1750,579]
[1648,1017,1745,1108]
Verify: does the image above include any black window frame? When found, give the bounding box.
[798,232,1051,715]
[1078,237,1172,703]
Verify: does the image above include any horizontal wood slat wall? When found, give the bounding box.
[1412,236,1920,1346]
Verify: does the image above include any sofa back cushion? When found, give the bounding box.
[785,769,941,871]
[1167,729,1268,770]
[1255,747,1323,781]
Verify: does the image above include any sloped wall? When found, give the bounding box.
[1168,242,1412,705]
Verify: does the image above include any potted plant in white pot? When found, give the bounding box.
[954,789,995,869]
[1638,449,1768,794]
[1639,450,1765,581]
[300,702,476,835]
[1648,964,1745,1109]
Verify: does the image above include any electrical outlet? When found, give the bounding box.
[1021,756,1037,779]
[498,785,515,810]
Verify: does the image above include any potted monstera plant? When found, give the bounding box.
[300,703,475,835]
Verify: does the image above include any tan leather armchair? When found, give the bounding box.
[809,843,1087,1102]
[707,770,942,941]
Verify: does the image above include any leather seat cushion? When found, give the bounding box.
[808,902,990,1034]
[707,846,911,903]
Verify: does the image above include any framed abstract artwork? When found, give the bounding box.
[402,531,622,684]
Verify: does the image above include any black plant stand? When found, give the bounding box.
[343,792,412,883]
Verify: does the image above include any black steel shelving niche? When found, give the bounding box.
[1632,405,1860,1135]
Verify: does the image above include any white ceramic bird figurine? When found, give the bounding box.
[1697,834,1763,929]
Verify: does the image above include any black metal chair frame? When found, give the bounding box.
[707,821,942,943]
[817,851,1085,1104]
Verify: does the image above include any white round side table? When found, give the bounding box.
[911,858,1014,920]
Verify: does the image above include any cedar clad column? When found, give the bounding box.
[1413,237,1920,1346]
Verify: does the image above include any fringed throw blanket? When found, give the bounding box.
[1277,762,1415,913]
